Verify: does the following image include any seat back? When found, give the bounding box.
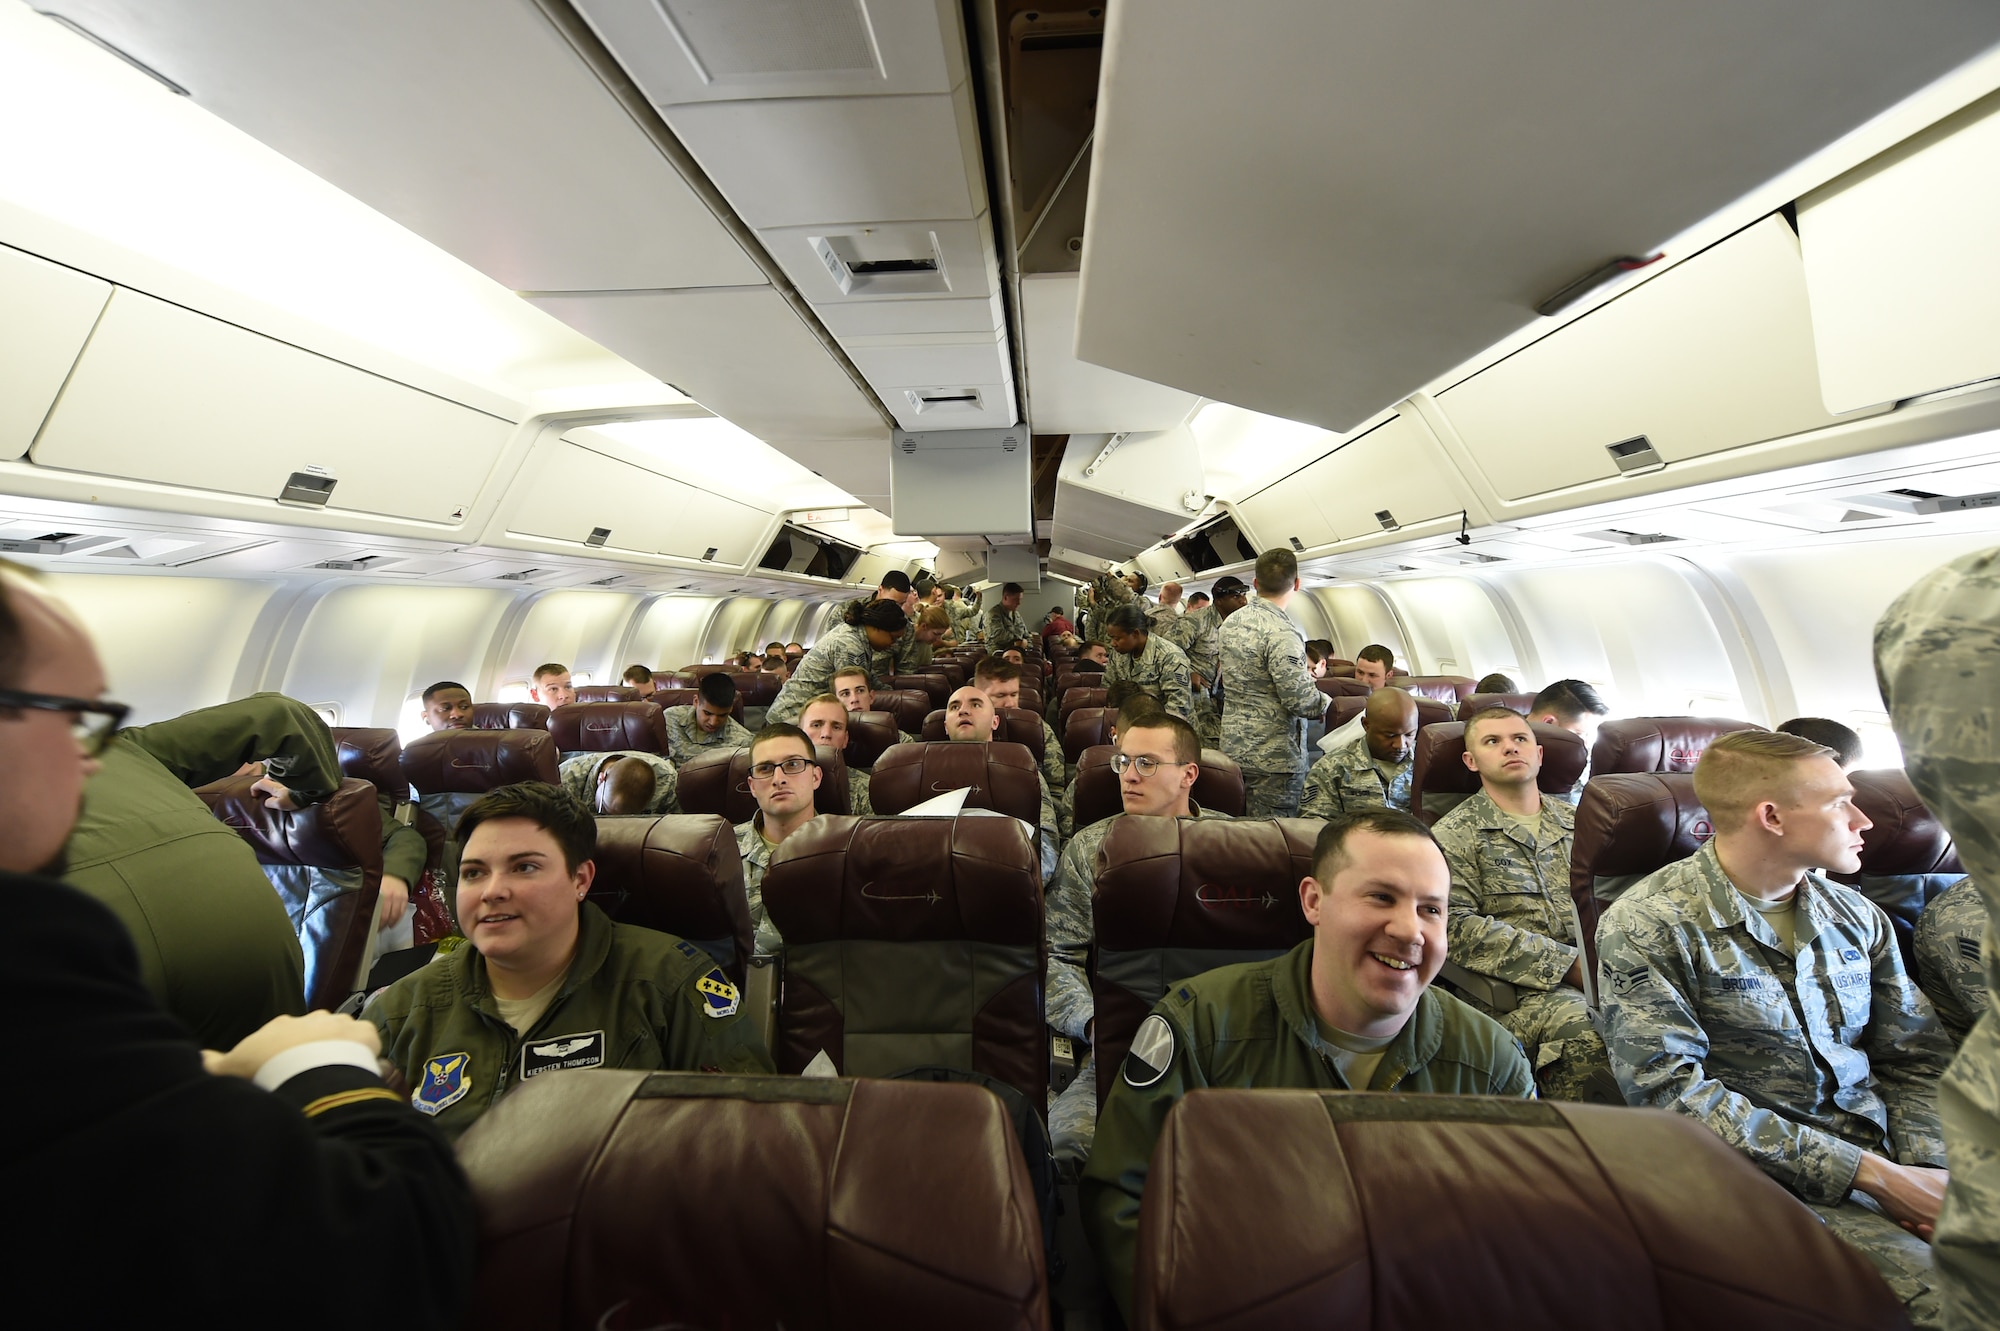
[1591,716,1766,775]
[572,685,640,704]
[1059,686,1109,730]
[844,710,905,770]
[471,701,551,731]
[891,672,950,710]
[587,813,753,985]
[332,726,405,799]
[1063,707,1114,765]
[677,663,737,679]
[400,729,563,837]
[731,672,781,706]
[935,662,966,690]
[763,815,1046,1109]
[197,773,384,1012]
[866,742,1043,825]
[1017,687,1043,717]
[651,671,697,689]
[1134,1092,1903,1331]
[1068,748,1247,833]
[1459,690,1538,719]
[876,688,932,735]
[547,701,670,756]
[1394,674,1477,705]
[1410,721,1590,825]
[1831,768,1968,969]
[1324,694,1454,734]
[1317,677,1371,701]
[921,707,1046,761]
[460,1071,1049,1331]
[1092,816,1317,1107]
[674,745,851,824]
[1571,772,1713,972]
[650,687,746,724]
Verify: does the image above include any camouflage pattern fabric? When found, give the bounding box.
[1916,878,1989,1047]
[1218,597,1324,817]
[661,706,753,767]
[1049,1052,1098,1168]
[1146,601,1180,632]
[980,606,1032,647]
[1809,1198,1945,1330]
[1240,769,1307,821]
[1163,605,1223,744]
[1299,739,1411,819]
[768,623,879,725]
[1877,545,2000,1330]
[732,816,788,957]
[848,767,874,817]
[1103,631,1195,720]
[947,600,978,638]
[869,624,934,683]
[1035,718,1067,790]
[557,750,681,815]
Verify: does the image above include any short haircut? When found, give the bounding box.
[622,665,653,685]
[697,672,737,709]
[1122,712,1200,765]
[1462,704,1531,740]
[1187,592,1211,606]
[750,721,814,760]
[1305,642,1327,664]
[1356,644,1395,670]
[1211,576,1248,598]
[1115,693,1167,731]
[456,782,595,874]
[1530,679,1609,721]
[944,585,960,600]
[1473,672,1517,695]
[1130,571,1149,594]
[760,655,786,671]
[880,570,913,594]
[422,680,471,704]
[1253,548,1297,596]
[1105,604,1151,634]
[1776,717,1864,769]
[1312,808,1438,882]
[975,659,1022,684]
[799,693,845,719]
[916,605,949,631]
[765,642,784,653]
[1002,581,1023,596]
[832,666,870,687]
[1693,729,1835,826]
[532,662,569,682]
[1105,678,1142,709]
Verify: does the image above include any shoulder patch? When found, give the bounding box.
[695,968,741,1018]
[1123,1013,1176,1088]
[412,1052,471,1116]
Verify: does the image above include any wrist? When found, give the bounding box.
[1851,1152,1887,1197]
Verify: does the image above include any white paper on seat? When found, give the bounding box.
[900,787,970,816]
[801,1049,839,1078]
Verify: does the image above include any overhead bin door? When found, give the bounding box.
[1,244,111,462]
[31,289,511,524]
[1235,413,1468,555]
[1433,217,1876,504]
[511,438,766,567]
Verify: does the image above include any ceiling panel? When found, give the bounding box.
[1075,0,2000,431]
[1022,273,1201,435]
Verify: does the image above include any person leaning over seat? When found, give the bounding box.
[944,684,1062,883]
[557,749,680,816]
[366,782,772,1142]
[1081,808,1534,1319]
[733,722,825,956]
[767,598,908,726]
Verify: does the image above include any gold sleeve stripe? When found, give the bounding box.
[301,1086,404,1118]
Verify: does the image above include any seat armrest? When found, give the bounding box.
[1438,959,1518,1014]
[743,955,781,1056]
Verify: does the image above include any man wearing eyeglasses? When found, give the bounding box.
[1046,711,1230,1169]
[733,723,824,955]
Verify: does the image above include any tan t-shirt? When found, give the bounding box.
[1742,892,1800,954]
[1315,1017,1398,1090]
[493,970,567,1035]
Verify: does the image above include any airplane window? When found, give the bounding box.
[1847,710,1905,768]
[395,694,428,746]
[571,671,594,686]
[308,702,341,726]
[496,682,531,704]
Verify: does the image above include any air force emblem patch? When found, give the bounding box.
[412,1052,470,1116]
[696,969,741,1019]
[1123,1014,1176,1088]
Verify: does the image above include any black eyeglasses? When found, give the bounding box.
[1110,753,1193,778]
[748,756,814,781]
[0,688,131,756]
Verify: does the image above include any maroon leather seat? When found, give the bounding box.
[936,662,966,690]
[650,686,746,724]
[548,701,670,756]
[1092,817,1317,1107]
[1316,677,1371,701]
[1570,772,1713,973]
[844,711,905,770]
[459,1070,1049,1331]
[1410,720,1590,826]
[763,815,1047,1110]
[332,725,405,799]
[1324,693,1454,734]
[401,728,563,836]
[1063,707,1114,765]
[867,742,1043,825]
[588,813,753,985]
[471,701,551,731]
[1591,716,1766,775]
[876,688,933,735]
[571,685,640,703]
[731,672,780,707]
[197,773,384,1012]
[1068,748,1247,833]
[1134,1092,1903,1331]
[891,672,951,711]
[650,670,696,689]
[1459,690,1538,719]
[1059,686,1109,731]
[1394,674,1477,705]
[677,663,737,679]
[1832,768,1968,969]
[1017,687,1044,717]
[1326,661,1357,678]
[674,744,850,825]
[921,707,1046,762]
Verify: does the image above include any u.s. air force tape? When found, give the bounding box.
[1123,1014,1175,1088]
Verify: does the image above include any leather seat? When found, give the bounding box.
[1059,686,1109,731]
[921,707,1046,761]
[731,672,780,706]
[1393,673,1477,705]
[1068,748,1247,833]
[763,815,1047,1110]
[1410,720,1590,825]
[471,701,551,731]
[675,744,851,824]
[1063,707,1114,766]
[1591,716,1765,775]
[677,663,737,679]
[547,701,671,755]
[458,1069,1049,1331]
[936,662,966,690]
[332,725,406,800]
[588,813,753,985]
[1324,693,1453,734]
[892,672,951,711]
[876,688,933,735]
[1459,690,1538,719]
[400,728,562,836]
[1134,1091,1903,1331]
[866,742,1043,824]
[571,685,640,703]
[1571,772,1713,972]
[1315,679,1371,714]
[844,710,905,770]
[197,772,384,1012]
[1017,687,1044,717]
[1831,768,1967,969]
[649,686,746,724]
[1092,816,1317,1108]
[650,670,696,689]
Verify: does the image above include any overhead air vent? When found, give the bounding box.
[314,555,394,572]
[496,568,546,582]
[905,388,985,416]
[1605,436,1665,476]
[1581,529,1683,546]
[278,469,338,507]
[1375,510,1400,532]
[812,230,950,296]
[1853,485,2000,516]
[702,547,719,561]
[1287,536,1305,552]
[585,526,612,547]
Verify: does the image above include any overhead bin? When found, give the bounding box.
[1433,217,1876,504]
[1233,413,1470,553]
[510,436,767,567]
[0,244,109,463]
[1051,427,1208,561]
[30,288,511,525]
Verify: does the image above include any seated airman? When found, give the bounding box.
[732,723,823,956]
[1301,686,1418,819]
[661,672,753,766]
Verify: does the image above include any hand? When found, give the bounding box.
[203,1011,383,1081]
[250,774,300,811]
[1854,1153,1949,1239]
[378,875,411,928]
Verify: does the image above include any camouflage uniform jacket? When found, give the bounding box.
[1299,739,1411,819]
[734,814,814,957]
[1434,790,1580,1000]
[1146,601,1180,632]
[661,706,753,767]
[846,767,875,817]
[1045,805,1230,1041]
[1915,876,1987,1045]
[1218,597,1324,775]
[557,751,681,815]
[1162,605,1221,686]
[980,606,1032,647]
[1103,632,1195,720]
[1597,841,1952,1204]
[947,600,979,638]
[869,625,935,683]
[768,623,879,725]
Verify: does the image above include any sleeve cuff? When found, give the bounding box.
[253,1039,383,1092]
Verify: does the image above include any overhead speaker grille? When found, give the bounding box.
[659,0,880,79]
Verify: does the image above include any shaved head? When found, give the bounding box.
[1362,687,1420,765]
[595,756,658,815]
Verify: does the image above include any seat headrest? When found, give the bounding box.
[459,1071,1048,1331]
[844,710,905,770]
[1393,674,1477,704]
[1459,691,1538,719]
[1016,687,1044,716]
[1093,815,1316,953]
[1316,677,1372,701]
[678,663,736,678]
[401,728,562,793]
[865,742,1043,824]
[891,673,950,710]
[1063,707,1114,764]
[197,773,385,872]
[1325,694,1454,732]
[1571,772,1714,898]
[571,685,640,704]
[875,688,932,735]
[730,672,780,705]
[1069,747,1248,832]
[587,813,753,984]
[1136,1092,1904,1331]
[935,662,966,689]
[1591,716,1765,775]
[470,701,550,732]
[920,707,1045,759]
[674,744,850,824]
[651,671,695,689]
[332,726,403,796]
[763,815,1041,946]
[1412,720,1590,802]
[547,701,670,755]
[1058,686,1108,722]
[1844,768,1964,876]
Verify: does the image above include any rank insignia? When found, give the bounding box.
[696,969,741,1018]
[412,1052,470,1116]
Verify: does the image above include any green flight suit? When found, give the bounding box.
[1082,938,1534,1318]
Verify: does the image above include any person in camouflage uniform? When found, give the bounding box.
[557,750,681,815]
[868,604,948,681]
[732,724,824,956]
[1147,581,1183,631]
[1877,546,2000,1329]
[661,673,754,766]
[1525,679,1611,806]
[1101,603,1195,720]
[1161,587,1223,745]
[979,582,1033,649]
[1219,549,1328,818]
[1300,687,1418,819]
[798,696,875,815]
[1916,879,1988,1048]
[942,685,1061,884]
[1597,729,1954,1329]
[973,658,1067,789]
[1435,707,1613,1102]
[767,599,907,725]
